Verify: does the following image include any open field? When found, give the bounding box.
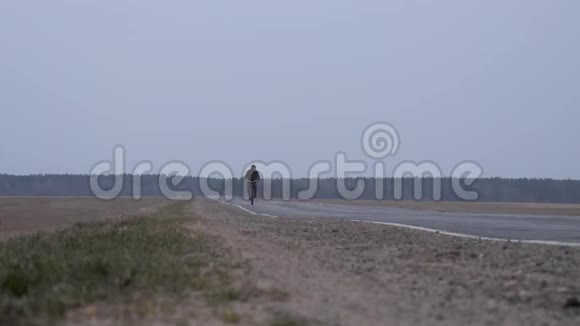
[0,201,242,326]
[0,197,168,238]
[312,198,580,216]
[1,197,580,325]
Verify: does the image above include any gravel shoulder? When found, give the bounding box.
[195,197,580,326]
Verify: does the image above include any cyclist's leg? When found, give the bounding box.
[247,182,254,201]
[251,182,257,205]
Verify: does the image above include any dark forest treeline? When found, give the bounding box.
[1,174,579,203]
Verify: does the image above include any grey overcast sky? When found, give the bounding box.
[0,1,578,178]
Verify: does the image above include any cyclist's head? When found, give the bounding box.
[251,164,256,170]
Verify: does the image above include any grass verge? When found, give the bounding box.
[0,200,236,325]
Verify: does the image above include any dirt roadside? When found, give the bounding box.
[194,197,580,326]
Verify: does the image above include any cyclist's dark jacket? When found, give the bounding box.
[245,169,260,182]
[250,170,260,182]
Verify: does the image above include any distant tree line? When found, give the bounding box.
[0,174,579,203]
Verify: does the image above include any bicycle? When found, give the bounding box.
[247,179,258,205]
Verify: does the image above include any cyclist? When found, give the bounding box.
[244,165,260,205]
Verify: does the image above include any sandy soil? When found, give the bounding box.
[311,198,580,216]
[0,197,168,238]
[194,198,580,325]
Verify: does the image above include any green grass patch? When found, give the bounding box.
[0,201,235,325]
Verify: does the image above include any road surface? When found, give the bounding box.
[223,198,580,245]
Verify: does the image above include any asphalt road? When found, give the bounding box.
[225,197,580,245]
